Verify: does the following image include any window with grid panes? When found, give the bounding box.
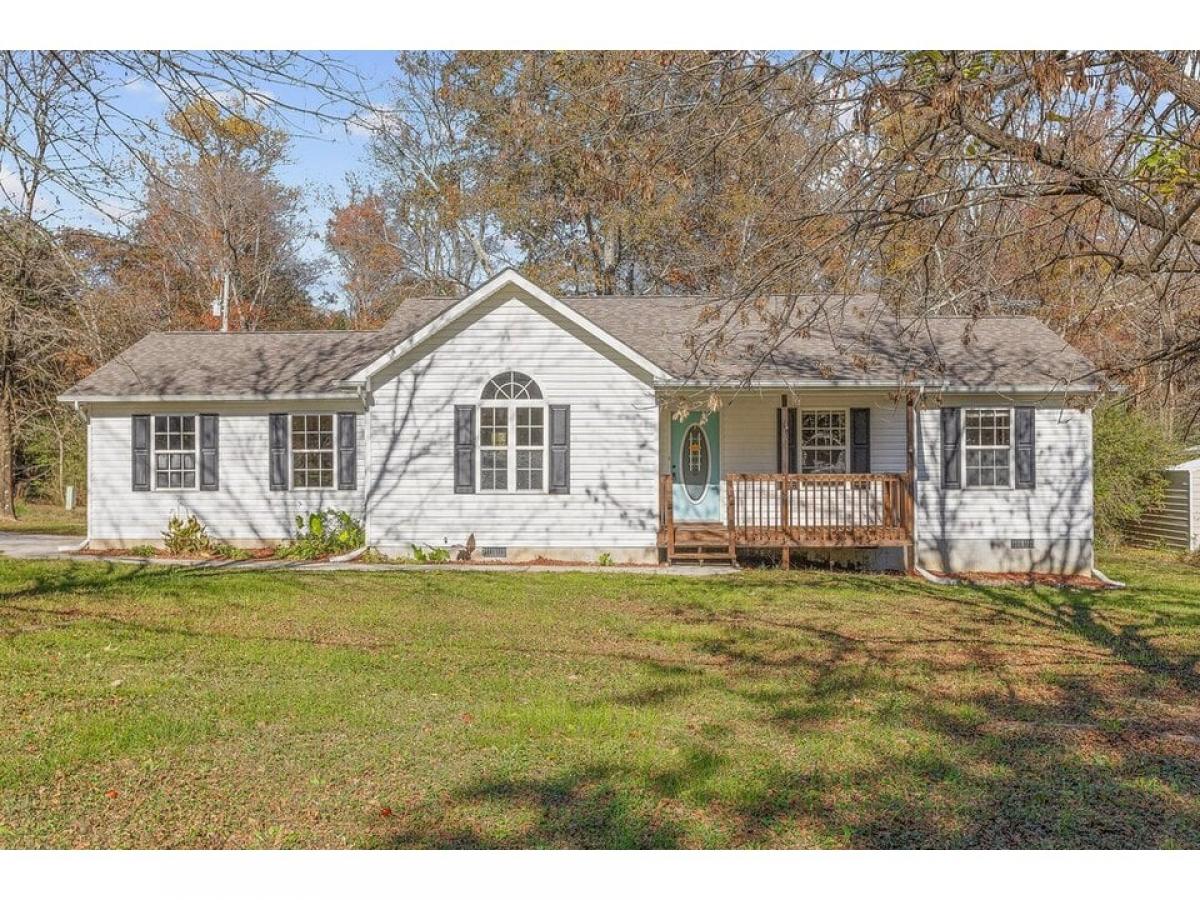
[291,414,335,488]
[153,415,196,489]
[799,409,848,473]
[479,371,545,492]
[964,408,1012,487]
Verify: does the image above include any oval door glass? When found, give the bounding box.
[680,424,710,502]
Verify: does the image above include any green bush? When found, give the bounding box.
[129,545,157,558]
[162,514,211,555]
[356,547,393,564]
[597,552,614,566]
[410,543,450,563]
[1093,402,1182,545]
[277,509,365,560]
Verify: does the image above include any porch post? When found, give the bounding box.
[725,475,736,560]
[665,475,675,559]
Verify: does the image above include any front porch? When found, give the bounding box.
[656,471,914,566]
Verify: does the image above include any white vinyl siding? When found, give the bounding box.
[916,400,1099,556]
[367,290,658,553]
[87,401,365,544]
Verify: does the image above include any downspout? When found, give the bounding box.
[906,388,922,574]
[360,378,373,550]
[59,400,91,553]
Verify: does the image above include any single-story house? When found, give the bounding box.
[60,268,1103,573]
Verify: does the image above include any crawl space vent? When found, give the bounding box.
[1010,538,1034,550]
[481,546,507,559]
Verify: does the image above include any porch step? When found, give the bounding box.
[671,522,730,544]
[667,545,736,565]
[673,530,730,545]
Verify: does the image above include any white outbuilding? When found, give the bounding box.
[1127,455,1200,553]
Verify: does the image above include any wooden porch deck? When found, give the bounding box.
[657,473,914,566]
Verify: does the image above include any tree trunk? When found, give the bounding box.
[0,381,15,519]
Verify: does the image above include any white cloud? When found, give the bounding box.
[344,106,404,141]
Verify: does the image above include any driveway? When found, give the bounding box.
[0,532,84,559]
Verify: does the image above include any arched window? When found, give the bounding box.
[481,370,543,401]
[479,371,545,491]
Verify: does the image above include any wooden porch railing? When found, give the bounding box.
[726,473,911,547]
[658,472,913,554]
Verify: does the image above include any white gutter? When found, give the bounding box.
[58,391,362,404]
[653,379,1108,394]
[1090,567,1126,589]
[914,566,960,586]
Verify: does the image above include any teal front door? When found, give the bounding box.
[670,412,721,521]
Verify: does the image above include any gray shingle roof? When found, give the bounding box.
[564,295,1102,389]
[61,292,1101,400]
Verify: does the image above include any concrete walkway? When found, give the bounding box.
[0,532,734,576]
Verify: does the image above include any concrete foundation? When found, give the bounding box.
[916,537,1095,575]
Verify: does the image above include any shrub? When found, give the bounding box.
[277,509,365,560]
[597,552,614,566]
[1093,402,1183,546]
[356,547,393,564]
[210,542,251,561]
[129,545,157,558]
[162,514,211,555]
[410,543,450,563]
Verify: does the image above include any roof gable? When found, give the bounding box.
[345,269,670,386]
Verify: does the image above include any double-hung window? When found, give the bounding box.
[153,415,197,489]
[799,409,848,473]
[291,414,335,488]
[963,408,1011,487]
[479,371,545,492]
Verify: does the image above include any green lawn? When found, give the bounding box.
[0,501,87,536]
[1,548,1198,848]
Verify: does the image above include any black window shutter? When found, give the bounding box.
[549,404,571,494]
[199,414,219,491]
[269,413,289,491]
[941,407,962,489]
[1014,406,1036,489]
[454,405,476,494]
[776,408,784,473]
[787,408,798,474]
[131,415,151,491]
[337,413,357,490]
[850,408,870,473]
